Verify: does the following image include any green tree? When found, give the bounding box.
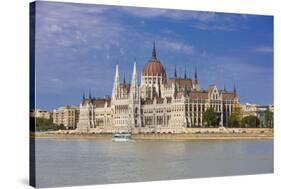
[265,108,273,128]
[241,115,260,128]
[227,104,242,128]
[228,114,240,128]
[203,107,217,127]
[35,117,66,131]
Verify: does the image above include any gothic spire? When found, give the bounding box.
[114,64,119,81]
[234,83,237,97]
[89,90,92,99]
[82,92,85,100]
[174,65,177,79]
[133,58,137,75]
[123,74,126,85]
[173,65,178,99]
[112,64,120,99]
[152,40,157,59]
[184,65,187,79]
[224,84,226,92]
[194,66,198,85]
[130,59,138,99]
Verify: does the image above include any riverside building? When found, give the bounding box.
[241,103,274,127]
[30,109,52,119]
[77,43,238,133]
[53,105,79,129]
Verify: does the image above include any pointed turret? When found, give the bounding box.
[224,84,227,92]
[172,65,178,98]
[233,83,237,97]
[114,64,119,81]
[89,90,92,100]
[123,74,126,85]
[184,65,187,80]
[151,41,157,59]
[194,66,198,85]
[112,64,120,100]
[174,65,177,80]
[130,59,138,99]
[82,92,85,100]
[132,59,137,78]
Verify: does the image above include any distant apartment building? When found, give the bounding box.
[241,103,258,117]
[241,103,274,127]
[53,106,79,129]
[30,109,52,119]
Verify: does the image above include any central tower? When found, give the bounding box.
[140,42,167,99]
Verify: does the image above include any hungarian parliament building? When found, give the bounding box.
[77,43,238,133]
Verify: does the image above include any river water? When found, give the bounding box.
[34,139,273,188]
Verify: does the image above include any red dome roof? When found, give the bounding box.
[143,42,166,76]
[143,58,166,76]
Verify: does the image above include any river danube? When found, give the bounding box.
[34,139,273,188]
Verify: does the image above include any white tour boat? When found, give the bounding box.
[112,133,132,142]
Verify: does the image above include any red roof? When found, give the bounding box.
[165,78,193,89]
[222,93,236,100]
[189,91,208,99]
[143,58,166,76]
[94,98,111,108]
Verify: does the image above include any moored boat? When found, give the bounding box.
[112,133,132,142]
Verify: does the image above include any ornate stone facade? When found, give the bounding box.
[77,43,238,133]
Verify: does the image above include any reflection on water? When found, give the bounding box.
[35,139,273,188]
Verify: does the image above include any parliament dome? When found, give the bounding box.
[143,42,166,77]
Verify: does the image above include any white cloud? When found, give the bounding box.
[192,23,236,31]
[159,38,194,54]
[121,7,216,22]
[120,7,249,32]
[36,2,125,51]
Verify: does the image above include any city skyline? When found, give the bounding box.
[34,1,273,111]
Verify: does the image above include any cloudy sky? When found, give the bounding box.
[33,1,273,111]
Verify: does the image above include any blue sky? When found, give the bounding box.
[34,1,273,111]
